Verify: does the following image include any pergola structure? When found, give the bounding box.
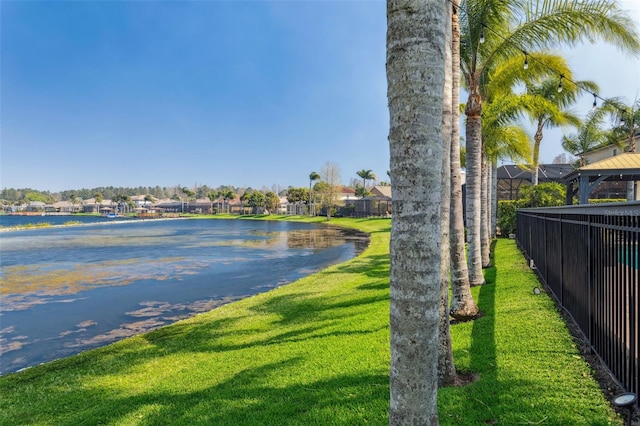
[497,164,573,201]
[564,153,640,204]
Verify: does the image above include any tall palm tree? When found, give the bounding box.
[308,171,321,216]
[449,0,480,321]
[437,0,455,387]
[460,0,640,285]
[387,0,446,422]
[356,169,377,192]
[478,52,570,264]
[483,98,534,244]
[525,76,596,184]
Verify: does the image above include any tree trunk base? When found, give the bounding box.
[449,306,481,322]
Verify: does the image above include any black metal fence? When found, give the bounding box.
[517,202,639,396]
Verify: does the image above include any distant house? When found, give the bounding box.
[336,186,356,203]
[130,195,153,208]
[278,196,288,214]
[154,198,184,213]
[188,198,214,214]
[370,185,392,199]
[81,198,114,213]
[51,201,81,213]
[26,201,46,212]
[344,185,392,218]
[582,131,640,165]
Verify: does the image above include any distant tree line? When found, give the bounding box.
[1,165,390,209]
[0,185,246,205]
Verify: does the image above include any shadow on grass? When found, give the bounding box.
[439,240,616,425]
[2,282,391,424]
[0,217,393,425]
[326,253,390,281]
[6,357,389,425]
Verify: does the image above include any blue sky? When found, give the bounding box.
[1,1,639,193]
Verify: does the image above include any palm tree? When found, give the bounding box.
[387,0,446,422]
[482,97,534,253]
[525,76,595,184]
[449,0,480,321]
[207,191,217,214]
[477,53,570,265]
[355,169,377,194]
[308,171,321,216]
[562,105,612,166]
[94,192,104,213]
[438,3,456,387]
[607,98,640,152]
[604,98,640,199]
[460,0,640,285]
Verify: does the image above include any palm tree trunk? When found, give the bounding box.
[387,0,446,422]
[481,152,491,267]
[491,160,498,238]
[532,119,544,185]
[438,2,456,387]
[449,0,478,320]
[465,77,485,286]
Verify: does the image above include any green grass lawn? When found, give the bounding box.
[0,216,623,425]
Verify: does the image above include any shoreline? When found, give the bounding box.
[0,215,189,232]
[0,216,369,376]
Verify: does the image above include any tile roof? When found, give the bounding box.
[580,153,640,171]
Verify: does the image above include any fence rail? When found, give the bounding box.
[517,202,639,396]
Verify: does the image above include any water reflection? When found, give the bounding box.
[0,219,369,375]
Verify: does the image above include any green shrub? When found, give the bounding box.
[497,183,566,237]
[517,182,566,207]
[589,198,626,204]
[497,200,517,236]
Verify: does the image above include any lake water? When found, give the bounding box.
[0,217,368,375]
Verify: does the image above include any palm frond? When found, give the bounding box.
[484,124,533,164]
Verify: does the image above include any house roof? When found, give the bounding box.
[340,186,356,195]
[579,152,640,171]
[370,185,392,198]
[497,164,573,181]
[564,153,640,183]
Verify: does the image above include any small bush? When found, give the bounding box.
[497,200,517,236]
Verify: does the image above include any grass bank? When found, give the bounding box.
[0,216,622,425]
